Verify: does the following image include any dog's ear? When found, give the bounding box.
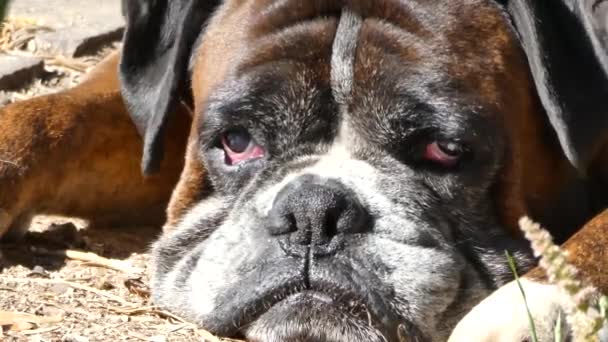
[506,0,608,173]
[119,0,219,174]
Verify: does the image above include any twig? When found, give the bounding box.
[101,321,129,332]
[48,56,92,73]
[0,158,20,168]
[41,302,68,313]
[127,331,151,341]
[107,305,191,324]
[20,326,61,335]
[167,323,192,333]
[4,277,134,305]
[5,33,34,50]
[106,305,158,315]
[32,248,144,274]
[105,305,245,342]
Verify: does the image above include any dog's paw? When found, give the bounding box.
[448,279,569,342]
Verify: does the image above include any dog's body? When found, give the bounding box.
[1,0,607,341]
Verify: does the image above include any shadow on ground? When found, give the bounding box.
[0,218,160,271]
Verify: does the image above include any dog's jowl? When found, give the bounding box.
[1,0,607,341]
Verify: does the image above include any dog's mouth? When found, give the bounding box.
[238,281,371,324]
[222,280,406,342]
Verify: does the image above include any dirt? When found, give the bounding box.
[0,17,238,342]
[0,17,116,105]
[1,217,213,342]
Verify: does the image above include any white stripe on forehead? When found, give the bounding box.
[330,8,363,105]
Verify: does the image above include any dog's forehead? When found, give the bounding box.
[192,0,525,131]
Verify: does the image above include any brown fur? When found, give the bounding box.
[0,52,190,237]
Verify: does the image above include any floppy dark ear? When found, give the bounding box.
[505,0,608,173]
[119,0,219,174]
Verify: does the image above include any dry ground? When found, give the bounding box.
[0,17,239,342]
[0,17,114,105]
[0,217,225,342]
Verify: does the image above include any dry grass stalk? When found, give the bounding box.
[0,17,50,52]
[32,247,144,275]
[519,217,608,341]
[6,276,134,305]
[47,56,94,73]
[106,305,245,342]
[19,326,61,335]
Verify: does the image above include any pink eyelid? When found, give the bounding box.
[423,142,459,167]
[224,142,265,165]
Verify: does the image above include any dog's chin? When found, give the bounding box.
[243,292,390,342]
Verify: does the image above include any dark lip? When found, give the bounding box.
[234,280,376,332]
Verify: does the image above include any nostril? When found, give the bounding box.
[324,210,339,238]
[335,200,370,234]
[309,210,339,245]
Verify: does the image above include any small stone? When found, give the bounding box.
[62,334,89,342]
[95,277,115,291]
[27,334,43,342]
[107,315,129,324]
[26,40,38,53]
[147,335,167,342]
[0,55,44,91]
[37,305,64,317]
[47,283,70,295]
[27,265,50,278]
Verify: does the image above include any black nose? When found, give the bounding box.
[267,174,370,257]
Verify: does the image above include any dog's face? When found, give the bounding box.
[147,1,552,341]
[114,0,608,340]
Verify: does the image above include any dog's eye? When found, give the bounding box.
[423,141,464,167]
[221,129,265,165]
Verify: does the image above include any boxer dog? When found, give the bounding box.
[0,0,607,341]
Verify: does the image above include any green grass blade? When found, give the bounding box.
[601,296,608,320]
[505,250,539,342]
[0,0,8,21]
[554,310,563,342]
